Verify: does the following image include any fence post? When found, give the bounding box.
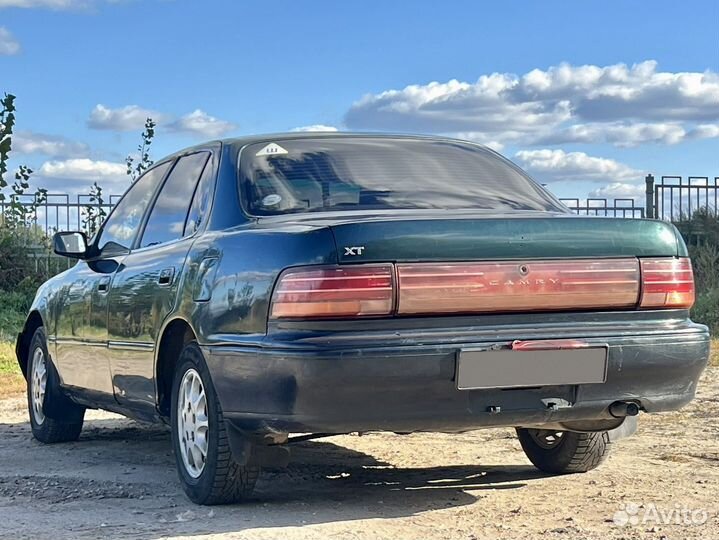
[645,174,655,219]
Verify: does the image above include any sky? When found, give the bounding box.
[1,0,718,204]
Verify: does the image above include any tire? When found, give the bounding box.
[516,427,611,474]
[170,342,259,505]
[27,327,85,443]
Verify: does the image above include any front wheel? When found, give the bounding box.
[170,342,259,505]
[27,327,85,443]
[516,428,611,474]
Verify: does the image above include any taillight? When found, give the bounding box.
[270,264,394,318]
[396,260,640,314]
[269,257,695,319]
[639,257,695,309]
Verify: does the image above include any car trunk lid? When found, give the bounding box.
[264,212,690,317]
[323,213,680,263]
[328,214,681,314]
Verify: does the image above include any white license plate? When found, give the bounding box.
[456,347,608,390]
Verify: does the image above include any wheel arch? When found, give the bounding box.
[16,310,45,379]
[155,317,198,419]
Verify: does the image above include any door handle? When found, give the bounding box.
[158,267,175,286]
[97,276,111,293]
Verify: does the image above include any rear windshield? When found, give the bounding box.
[239,137,565,216]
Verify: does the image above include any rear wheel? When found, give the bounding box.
[27,327,85,443]
[170,342,259,505]
[516,427,610,474]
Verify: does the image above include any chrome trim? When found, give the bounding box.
[108,341,155,351]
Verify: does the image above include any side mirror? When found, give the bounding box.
[53,231,89,259]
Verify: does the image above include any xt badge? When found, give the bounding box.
[344,246,365,256]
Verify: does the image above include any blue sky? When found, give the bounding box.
[1,0,718,202]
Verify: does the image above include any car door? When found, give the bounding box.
[53,260,114,396]
[54,162,172,396]
[106,151,213,413]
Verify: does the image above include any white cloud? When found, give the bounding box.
[88,104,164,131]
[35,158,131,195]
[534,122,688,147]
[0,0,88,9]
[34,158,129,194]
[346,76,572,137]
[344,61,719,147]
[88,105,235,138]
[291,125,339,132]
[514,149,642,183]
[167,109,236,138]
[39,158,124,181]
[14,131,89,158]
[534,121,719,147]
[689,124,719,139]
[0,27,20,55]
[589,182,646,201]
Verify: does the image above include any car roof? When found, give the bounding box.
[162,132,489,161]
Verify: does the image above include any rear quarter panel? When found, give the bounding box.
[175,225,338,344]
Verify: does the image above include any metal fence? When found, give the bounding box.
[650,175,719,221]
[0,192,123,275]
[1,174,716,247]
[558,198,645,218]
[0,192,123,236]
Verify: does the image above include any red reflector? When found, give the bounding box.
[511,339,591,350]
[396,259,640,315]
[271,265,394,318]
[639,257,695,309]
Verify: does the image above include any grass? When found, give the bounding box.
[0,289,30,397]
[0,341,25,397]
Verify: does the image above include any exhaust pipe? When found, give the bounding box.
[609,401,640,418]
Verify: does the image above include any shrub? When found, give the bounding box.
[688,243,719,334]
[689,243,719,292]
[692,287,719,334]
[0,228,38,290]
[0,287,34,340]
[0,228,51,339]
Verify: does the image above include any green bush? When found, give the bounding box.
[0,287,34,340]
[692,287,719,334]
[0,228,48,339]
[689,243,719,291]
[0,228,38,290]
[687,239,719,334]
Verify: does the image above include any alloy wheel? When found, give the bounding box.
[30,347,47,425]
[527,429,565,450]
[177,368,209,478]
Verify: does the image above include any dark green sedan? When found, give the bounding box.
[15,134,710,505]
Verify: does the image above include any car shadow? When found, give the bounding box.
[0,416,547,538]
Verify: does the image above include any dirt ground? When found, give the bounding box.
[0,367,716,540]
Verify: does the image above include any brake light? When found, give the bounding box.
[639,257,695,309]
[511,339,591,350]
[270,265,394,318]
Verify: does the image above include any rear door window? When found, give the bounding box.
[140,152,210,248]
[185,155,216,236]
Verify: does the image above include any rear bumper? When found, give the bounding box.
[203,313,711,435]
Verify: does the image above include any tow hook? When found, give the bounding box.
[609,401,640,418]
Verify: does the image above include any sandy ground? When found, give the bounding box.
[0,368,717,540]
